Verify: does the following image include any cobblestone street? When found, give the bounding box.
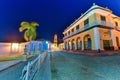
[51,51,120,80]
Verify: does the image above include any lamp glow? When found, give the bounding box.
[12,43,19,52]
[46,41,48,44]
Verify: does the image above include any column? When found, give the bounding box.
[70,41,72,50]
[94,27,100,50]
[82,38,84,50]
[110,30,118,50]
[75,39,77,50]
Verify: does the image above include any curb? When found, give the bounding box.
[0,61,21,72]
[63,51,119,57]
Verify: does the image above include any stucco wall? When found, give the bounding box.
[64,29,95,50]
[0,43,26,57]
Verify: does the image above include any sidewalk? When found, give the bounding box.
[0,60,21,72]
[33,53,51,80]
[0,54,35,72]
[63,50,120,56]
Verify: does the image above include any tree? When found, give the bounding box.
[19,21,39,41]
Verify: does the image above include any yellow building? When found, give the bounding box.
[59,43,64,50]
[63,3,120,51]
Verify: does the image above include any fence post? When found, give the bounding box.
[26,62,30,80]
[38,54,41,70]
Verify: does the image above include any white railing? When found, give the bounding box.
[63,20,114,40]
[20,52,47,80]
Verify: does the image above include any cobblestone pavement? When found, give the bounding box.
[51,51,120,80]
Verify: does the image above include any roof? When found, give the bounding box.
[63,3,112,33]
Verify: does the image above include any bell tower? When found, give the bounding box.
[54,34,58,47]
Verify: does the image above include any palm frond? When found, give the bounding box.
[24,31,29,41]
[30,22,39,27]
[19,22,30,32]
[19,21,39,41]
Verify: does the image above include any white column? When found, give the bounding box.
[70,42,72,50]
[110,30,118,50]
[75,39,77,50]
[82,39,84,50]
[94,27,100,50]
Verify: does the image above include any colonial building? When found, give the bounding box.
[63,3,120,51]
[59,43,64,50]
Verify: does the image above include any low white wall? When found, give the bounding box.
[0,41,49,57]
[0,43,26,57]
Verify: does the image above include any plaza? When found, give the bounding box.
[0,1,120,80]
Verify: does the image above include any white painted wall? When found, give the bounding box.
[0,43,26,57]
[0,41,49,57]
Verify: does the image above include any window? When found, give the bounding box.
[72,28,74,33]
[65,33,67,36]
[68,31,70,35]
[100,15,106,21]
[76,25,79,30]
[84,19,89,25]
[115,21,118,26]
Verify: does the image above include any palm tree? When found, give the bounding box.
[19,21,39,41]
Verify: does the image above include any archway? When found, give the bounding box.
[68,40,71,50]
[64,42,67,50]
[116,37,120,49]
[76,37,82,50]
[71,39,75,50]
[84,34,92,50]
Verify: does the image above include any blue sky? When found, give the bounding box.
[0,0,120,42]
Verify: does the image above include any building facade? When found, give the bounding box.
[63,4,120,51]
[59,43,64,50]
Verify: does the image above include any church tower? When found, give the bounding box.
[54,34,58,47]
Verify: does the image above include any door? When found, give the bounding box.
[103,40,110,50]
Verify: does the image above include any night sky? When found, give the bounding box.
[0,0,120,42]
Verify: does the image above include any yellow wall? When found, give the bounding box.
[89,13,96,22]
[64,29,95,50]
